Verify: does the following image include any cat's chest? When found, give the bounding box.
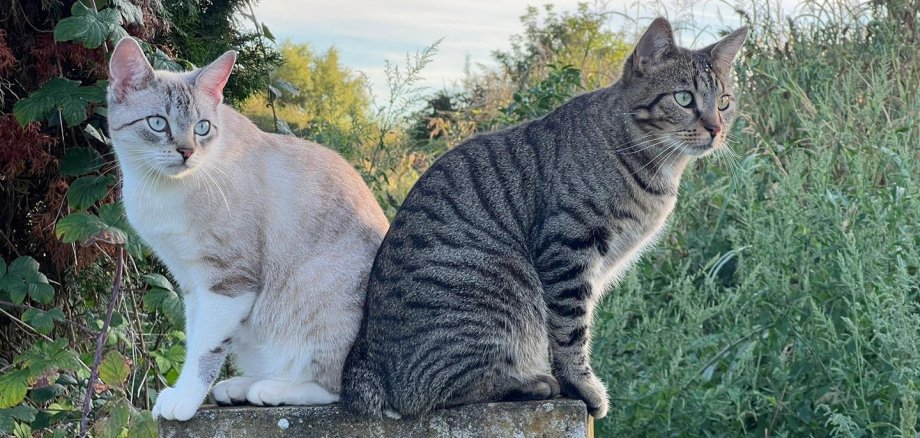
[121,179,201,269]
[586,197,677,295]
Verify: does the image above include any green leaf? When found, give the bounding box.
[16,339,82,377]
[99,351,129,388]
[98,201,145,257]
[12,78,107,127]
[0,370,29,409]
[67,174,115,210]
[143,287,183,327]
[95,397,131,438]
[0,257,53,305]
[142,274,174,292]
[55,212,107,244]
[21,308,65,335]
[128,411,157,438]
[0,405,37,434]
[151,344,184,372]
[11,421,30,438]
[29,383,64,404]
[60,147,103,176]
[261,23,276,42]
[109,0,144,25]
[54,2,127,49]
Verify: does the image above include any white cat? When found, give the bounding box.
[107,37,389,421]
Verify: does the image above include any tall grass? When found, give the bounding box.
[592,0,919,435]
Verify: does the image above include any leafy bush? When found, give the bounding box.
[0,1,279,436]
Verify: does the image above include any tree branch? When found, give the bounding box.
[79,246,124,438]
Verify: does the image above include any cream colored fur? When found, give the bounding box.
[107,38,388,421]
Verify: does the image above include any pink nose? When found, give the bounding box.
[704,123,721,138]
[177,148,194,160]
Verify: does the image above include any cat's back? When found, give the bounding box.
[220,107,388,236]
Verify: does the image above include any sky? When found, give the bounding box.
[251,0,801,99]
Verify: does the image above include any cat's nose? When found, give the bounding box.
[703,122,721,138]
[177,148,194,160]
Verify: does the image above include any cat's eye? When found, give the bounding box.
[718,95,731,111]
[674,91,694,108]
[194,120,211,136]
[146,116,168,132]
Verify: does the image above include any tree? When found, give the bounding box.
[242,42,369,137]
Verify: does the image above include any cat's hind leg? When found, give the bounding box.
[246,380,339,406]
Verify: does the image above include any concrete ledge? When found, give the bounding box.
[158,399,591,438]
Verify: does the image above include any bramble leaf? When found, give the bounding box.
[56,212,107,244]
[99,351,130,389]
[12,78,107,127]
[0,405,37,434]
[60,147,104,176]
[143,287,183,328]
[0,257,53,305]
[15,339,82,377]
[21,308,65,335]
[67,174,115,210]
[142,274,174,292]
[128,410,157,438]
[54,2,127,49]
[0,370,29,409]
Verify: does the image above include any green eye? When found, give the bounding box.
[674,91,693,107]
[194,120,211,136]
[718,95,731,110]
[146,116,168,132]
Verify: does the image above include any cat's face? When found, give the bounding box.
[621,19,748,157]
[107,38,236,179]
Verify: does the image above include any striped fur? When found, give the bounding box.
[342,18,748,419]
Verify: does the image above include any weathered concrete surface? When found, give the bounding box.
[158,399,591,438]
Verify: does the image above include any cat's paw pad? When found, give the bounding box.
[152,387,202,421]
[560,372,609,419]
[212,377,255,406]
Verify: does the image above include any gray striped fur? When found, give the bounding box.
[342,18,748,419]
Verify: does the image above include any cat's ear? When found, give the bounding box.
[631,17,676,74]
[194,51,237,105]
[109,37,154,101]
[707,26,749,68]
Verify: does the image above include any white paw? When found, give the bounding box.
[152,387,203,421]
[212,377,256,405]
[246,380,339,406]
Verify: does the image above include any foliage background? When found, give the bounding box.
[1,0,918,436]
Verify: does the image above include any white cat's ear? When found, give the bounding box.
[632,17,676,74]
[194,51,237,105]
[708,26,749,67]
[109,37,154,101]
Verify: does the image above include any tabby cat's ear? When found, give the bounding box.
[109,37,154,101]
[194,51,237,105]
[707,26,749,68]
[632,17,676,74]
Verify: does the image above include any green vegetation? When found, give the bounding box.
[1,0,917,436]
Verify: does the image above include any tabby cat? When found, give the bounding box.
[342,18,748,419]
[107,38,388,421]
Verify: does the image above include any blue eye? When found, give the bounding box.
[146,116,168,132]
[195,120,211,136]
[674,91,693,107]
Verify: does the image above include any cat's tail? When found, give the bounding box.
[341,334,385,418]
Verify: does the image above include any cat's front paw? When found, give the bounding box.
[559,371,609,419]
[212,377,256,405]
[152,387,202,421]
